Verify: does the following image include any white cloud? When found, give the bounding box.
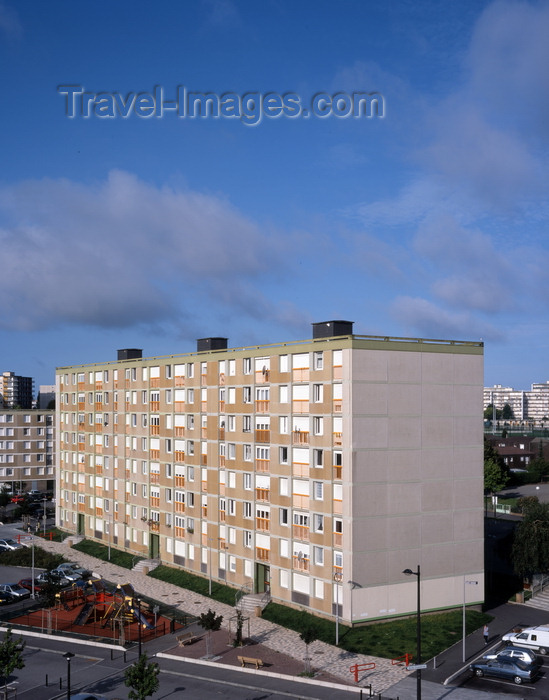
[0,171,285,332]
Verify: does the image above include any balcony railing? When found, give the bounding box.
[292,430,309,445]
[255,429,270,443]
[293,524,309,541]
[255,487,270,501]
[256,547,269,561]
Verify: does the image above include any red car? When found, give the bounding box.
[10,495,25,503]
[18,578,44,593]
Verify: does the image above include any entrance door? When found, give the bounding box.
[255,564,270,593]
[77,513,85,536]
[149,533,160,559]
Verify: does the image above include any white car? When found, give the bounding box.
[0,583,31,599]
[484,646,541,665]
[0,538,24,550]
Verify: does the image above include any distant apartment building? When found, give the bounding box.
[0,409,55,492]
[1,372,34,409]
[484,382,549,423]
[56,322,484,624]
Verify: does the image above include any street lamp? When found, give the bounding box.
[462,578,479,662]
[63,651,75,700]
[27,527,35,599]
[403,566,421,700]
[333,570,342,645]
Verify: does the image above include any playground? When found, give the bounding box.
[7,578,185,644]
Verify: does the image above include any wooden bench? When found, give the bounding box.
[238,655,264,669]
[176,631,201,646]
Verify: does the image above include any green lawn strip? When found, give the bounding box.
[71,539,141,569]
[262,603,492,661]
[148,565,237,606]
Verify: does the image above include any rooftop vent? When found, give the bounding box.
[197,337,228,352]
[312,320,354,339]
[117,349,143,360]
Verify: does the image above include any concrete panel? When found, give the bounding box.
[422,480,453,511]
[387,482,421,515]
[352,483,388,516]
[387,449,421,481]
[453,478,483,510]
[351,516,388,551]
[387,514,421,549]
[387,383,421,414]
[351,350,388,382]
[387,351,422,383]
[352,416,388,449]
[453,509,484,542]
[422,543,455,577]
[454,416,483,445]
[353,449,388,482]
[353,382,388,415]
[388,416,421,448]
[353,550,389,587]
[421,416,453,447]
[421,384,453,416]
[421,512,453,545]
[422,353,455,384]
[421,449,453,480]
[454,354,484,384]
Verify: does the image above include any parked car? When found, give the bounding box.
[49,566,84,583]
[484,645,542,667]
[36,571,71,588]
[502,625,549,655]
[27,490,44,500]
[0,583,31,600]
[470,657,541,684]
[0,538,24,550]
[18,578,45,594]
[9,495,25,503]
[56,563,91,579]
[70,694,110,700]
[0,590,13,605]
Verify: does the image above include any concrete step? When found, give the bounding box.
[524,590,549,611]
[236,592,271,613]
[132,558,161,574]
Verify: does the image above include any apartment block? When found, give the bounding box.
[1,371,34,409]
[484,383,549,423]
[56,322,484,624]
[0,409,55,492]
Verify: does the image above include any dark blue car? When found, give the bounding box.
[470,657,541,684]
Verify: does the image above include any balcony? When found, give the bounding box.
[256,547,269,561]
[175,426,185,437]
[333,465,342,480]
[293,555,310,572]
[150,496,160,507]
[150,449,160,460]
[175,502,185,513]
[175,475,185,487]
[255,429,270,443]
[255,400,269,413]
[174,526,185,538]
[256,517,270,531]
[292,368,310,382]
[333,532,342,547]
[255,458,269,473]
[292,462,309,478]
[150,472,160,483]
[175,375,185,386]
[149,521,160,532]
[333,399,342,412]
[255,487,270,502]
[150,425,160,435]
[293,524,309,541]
[292,430,309,445]
[175,451,185,463]
[333,432,343,447]
[292,400,309,414]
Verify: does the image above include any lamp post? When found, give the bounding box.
[137,597,142,658]
[333,570,342,645]
[63,651,74,700]
[462,578,479,662]
[42,495,47,535]
[403,566,421,700]
[28,528,35,599]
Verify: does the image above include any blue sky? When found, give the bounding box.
[1,0,548,391]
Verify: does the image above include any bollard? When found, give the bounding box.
[59,677,62,689]
[45,674,48,686]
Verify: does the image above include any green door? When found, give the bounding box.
[77,513,85,536]
[149,533,160,559]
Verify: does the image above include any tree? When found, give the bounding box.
[124,653,159,700]
[299,625,319,675]
[0,627,26,694]
[512,501,549,578]
[197,608,223,658]
[484,457,509,495]
[502,403,514,419]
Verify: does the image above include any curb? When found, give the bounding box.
[157,651,364,694]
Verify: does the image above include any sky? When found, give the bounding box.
[1,0,548,392]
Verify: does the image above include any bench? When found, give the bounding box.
[238,655,264,669]
[176,631,201,646]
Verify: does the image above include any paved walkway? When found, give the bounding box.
[29,535,412,695]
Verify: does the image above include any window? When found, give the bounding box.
[242,415,251,433]
[279,477,289,496]
[243,387,252,403]
[227,415,235,432]
[243,501,252,518]
[313,514,324,532]
[279,507,289,526]
[243,531,252,548]
[243,444,252,461]
[243,357,251,374]
[279,416,288,434]
[313,546,324,565]
[313,449,323,467]
[243,472,252,490]
[279,446,288,464]
[313,481,323,500]
[279,385,289,403]
[279,354,289,372]
[313,384,323,403]
[313,351,323,370]
[313,416,323,435]
[228,499,236,516]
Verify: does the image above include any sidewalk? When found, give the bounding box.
[28,533,412,695]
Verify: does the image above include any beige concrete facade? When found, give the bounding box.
[0,409,55,492]
[56,329,484,624]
